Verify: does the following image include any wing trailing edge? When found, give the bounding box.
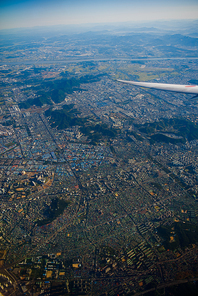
[117,79,198,95]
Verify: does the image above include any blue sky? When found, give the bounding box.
[0,0,198,30]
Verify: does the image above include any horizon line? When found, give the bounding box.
[1,18,198,32]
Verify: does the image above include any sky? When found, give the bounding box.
[0,0,198,30]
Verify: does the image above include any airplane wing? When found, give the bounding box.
[117,79,198,95]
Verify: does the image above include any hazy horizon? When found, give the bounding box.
[0,0,198,30]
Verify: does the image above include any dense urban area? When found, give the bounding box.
[0,21,198,295]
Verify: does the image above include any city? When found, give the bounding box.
[0,21,198,295]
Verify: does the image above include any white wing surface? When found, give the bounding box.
[117,79,198,95]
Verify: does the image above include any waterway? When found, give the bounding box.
[1,56,198,66]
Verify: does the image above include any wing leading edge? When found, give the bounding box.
[117,79,198,95]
